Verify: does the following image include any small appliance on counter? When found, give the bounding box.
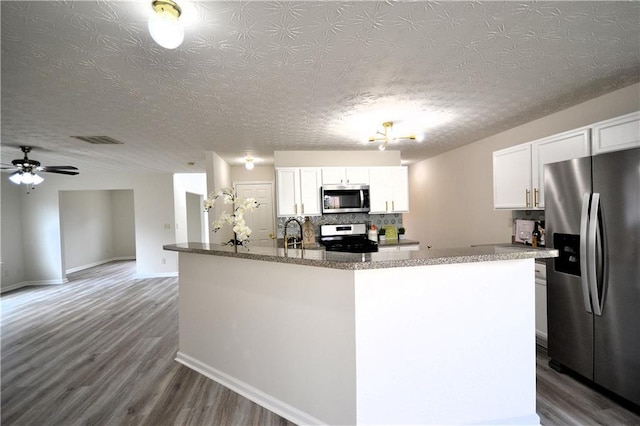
[319,223,378,253]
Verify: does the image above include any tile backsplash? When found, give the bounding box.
[276,213,403,238]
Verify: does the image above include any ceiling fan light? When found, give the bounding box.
[21,173,34,184]
[148,0,184,49]
[32,174,44,185]
[9,172,22,184]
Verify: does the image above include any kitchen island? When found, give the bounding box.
[164,242,557,425]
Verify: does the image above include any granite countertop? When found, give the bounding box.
[164,241,558,271]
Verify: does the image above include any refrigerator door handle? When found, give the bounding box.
[588,193,603,316]
[580,193,593,314]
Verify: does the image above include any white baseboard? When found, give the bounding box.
[65,257,136,274]
[536,331,548,348]
[135,272,178,279]
[1,277,69,294]
[175,351,324,426]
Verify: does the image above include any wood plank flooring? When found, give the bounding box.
[2,260,639,425]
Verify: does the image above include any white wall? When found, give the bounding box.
[110,190,136,258]
[206,152,233,244]
[1,178,26,291]
[0,172,177,288]
[59,189,136,273]
[173,173,208,244]
[405,83,640,249]
[231,165,275,183]
[274,150,401,167]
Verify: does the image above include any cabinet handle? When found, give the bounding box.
[392,201,395,211]
[301,203,305,214]
[294,204,298,215]
[385,201,388,212]
[525,189,530,208]
[534,188,539,207]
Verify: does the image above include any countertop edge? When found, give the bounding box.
[164,243,558,271]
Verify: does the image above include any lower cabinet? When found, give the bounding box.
[378,244,419,252]
[535,261,548,346]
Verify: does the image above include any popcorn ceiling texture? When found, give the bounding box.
[1,1,639,173]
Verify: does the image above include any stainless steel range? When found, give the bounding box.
[319,223,378,253]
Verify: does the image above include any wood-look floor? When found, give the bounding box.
[2,260,639,425]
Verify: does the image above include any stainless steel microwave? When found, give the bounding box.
[321,185,370,214]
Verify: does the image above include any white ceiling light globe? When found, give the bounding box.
[9,172,22,184]
[32,174,44,185]
[21,173,34,184]
[148,9,184,49]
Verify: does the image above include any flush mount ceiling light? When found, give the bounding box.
[148,0,184,49]
[245,156,255,170]
[368,121,423,151]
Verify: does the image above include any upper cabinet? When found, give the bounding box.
[591,111,640,155]
[321,167,369,185]
[493,127,590,209]
[276,167,322,217]
[532,128,591,209]
[369,166,409,213]
[493,143,533,209]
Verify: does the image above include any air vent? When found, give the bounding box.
[71,136,124,145]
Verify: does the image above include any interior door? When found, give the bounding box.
[235,182,275,246]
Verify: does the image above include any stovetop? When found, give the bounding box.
[319,223,378,253]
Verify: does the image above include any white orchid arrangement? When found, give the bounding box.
[203,188,259,245]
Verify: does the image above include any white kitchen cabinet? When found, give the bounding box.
[369,166,409,213]
[493,143,533,209]
[276,167,322,217]
[378,243,419,252]
[321,167,369,185]
[591,111,640,155]
[534,261,548,345]
[493,127,590,209]
[532,127,591,208]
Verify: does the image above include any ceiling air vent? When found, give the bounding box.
[71,136,124,145]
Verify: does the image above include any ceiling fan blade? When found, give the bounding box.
[42,166,79,171]
[1,165,20,170]
[43,169,79,176]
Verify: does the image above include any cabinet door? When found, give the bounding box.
[493,144,532,209]
[299,168,322,216]
[369,167,392,213]
[532,127,590,208]
[389,166,409,212]
[345,167,369,185]
[369,167,408,213]
[321,167,345,185]
[591,111,640,155]
[276,168,300,217]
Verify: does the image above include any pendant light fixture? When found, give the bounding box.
[368,121,423,151]
[148,0,184,49]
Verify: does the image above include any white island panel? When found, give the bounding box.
[176,253,357,425]
[354,259,538,425]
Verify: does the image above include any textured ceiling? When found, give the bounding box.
[1,1,639,174]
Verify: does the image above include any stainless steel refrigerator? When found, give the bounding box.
[545,146,640,406]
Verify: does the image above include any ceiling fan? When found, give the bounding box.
[1,146,79,185]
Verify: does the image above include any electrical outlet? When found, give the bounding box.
[161,258,166,265]
[164,223,171,230]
